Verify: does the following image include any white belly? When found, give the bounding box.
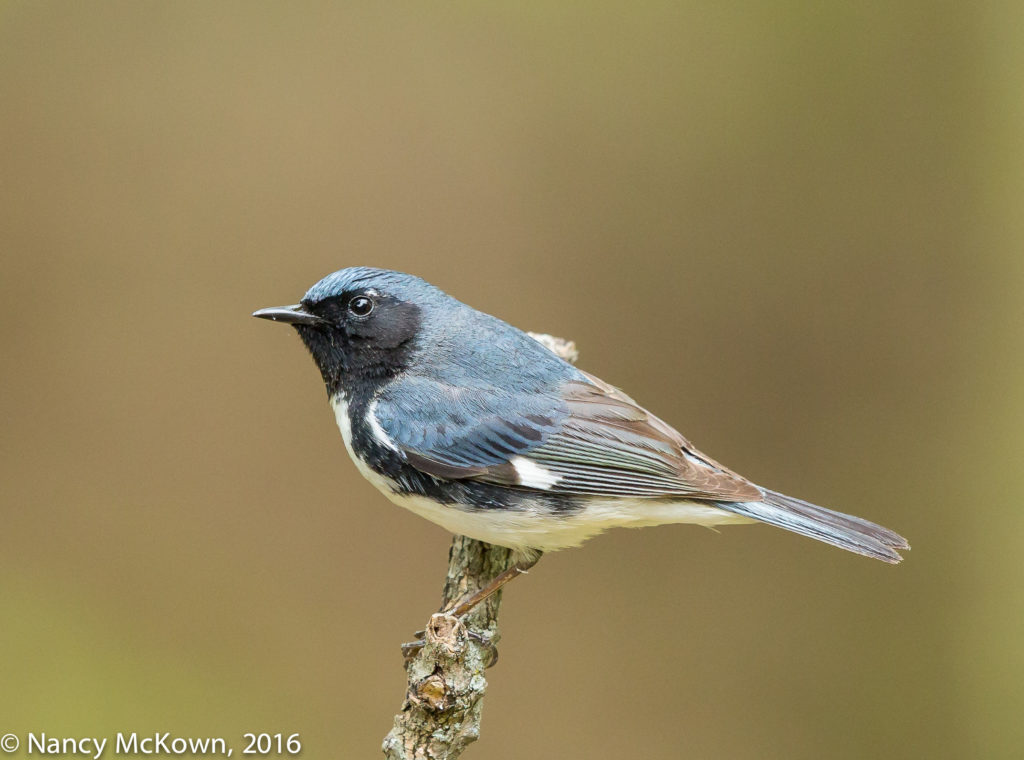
[330,395,752,552]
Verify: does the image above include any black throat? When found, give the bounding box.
[294,323,417,401]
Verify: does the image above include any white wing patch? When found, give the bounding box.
[510,456,562,489]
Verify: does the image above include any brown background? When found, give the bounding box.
[2,3,1022,758]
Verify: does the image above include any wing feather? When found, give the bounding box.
[373,372,762,502]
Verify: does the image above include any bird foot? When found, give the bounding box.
[400,619,499,667]
[400,556,539,666]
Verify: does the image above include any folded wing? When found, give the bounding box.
[373,372,762,501]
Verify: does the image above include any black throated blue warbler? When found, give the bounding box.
[254,267,907,604]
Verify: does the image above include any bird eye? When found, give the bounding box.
[348,296,374,317]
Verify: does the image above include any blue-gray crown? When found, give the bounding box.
[303,267,446,305]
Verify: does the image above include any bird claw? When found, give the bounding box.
[400,557,538,666]
[400,636,425,665]
[469,630,500,667]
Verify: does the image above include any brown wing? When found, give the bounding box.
[504,371,763,501]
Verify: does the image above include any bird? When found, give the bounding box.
[254,267,908,609]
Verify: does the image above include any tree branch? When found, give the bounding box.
[382,333,578,760]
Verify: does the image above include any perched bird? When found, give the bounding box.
[254,267,907,604]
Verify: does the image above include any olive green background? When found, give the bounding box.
[1,3,1021,758]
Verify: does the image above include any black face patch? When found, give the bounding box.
[293,291,422,398]
[345,296,421,349]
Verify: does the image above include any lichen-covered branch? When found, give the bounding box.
[382,537,513,760]
[382,334,578,760]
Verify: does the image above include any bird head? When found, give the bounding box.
[253,267,444,396]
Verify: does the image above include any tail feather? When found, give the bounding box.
[715,490,909,564]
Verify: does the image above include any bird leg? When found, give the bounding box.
[401,554,540,667]
[441,556,538,617]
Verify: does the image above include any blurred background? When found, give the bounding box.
[1,2,1021,758]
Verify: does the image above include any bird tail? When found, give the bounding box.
[714,489,909,563]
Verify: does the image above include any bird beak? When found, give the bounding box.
[252,304,326,326]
